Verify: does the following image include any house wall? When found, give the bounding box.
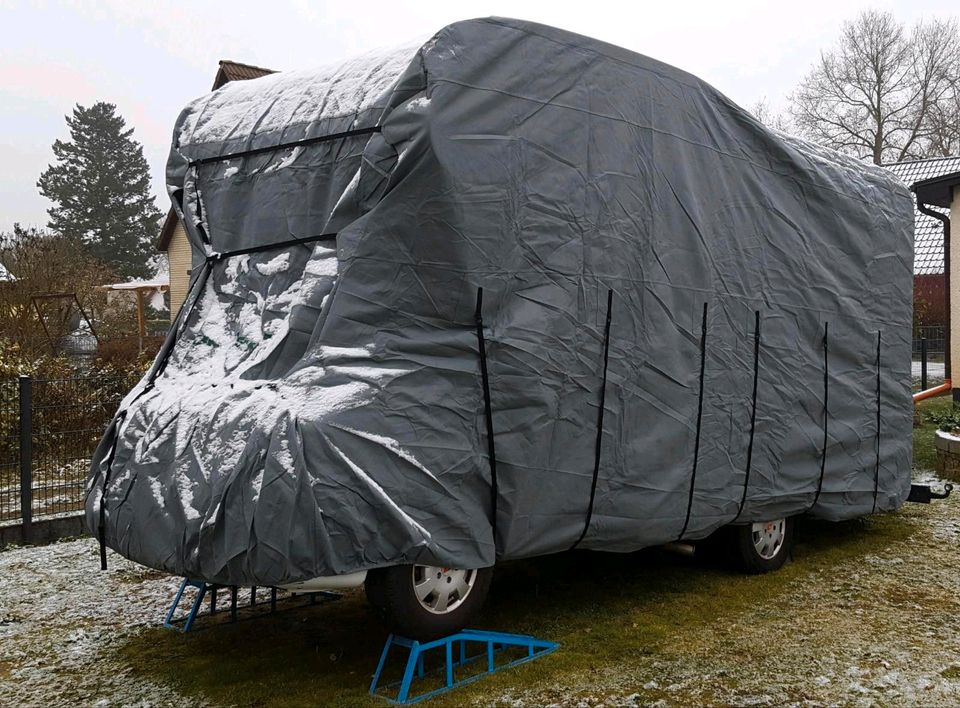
[167,220,193,319]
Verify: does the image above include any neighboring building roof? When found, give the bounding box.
[158,60,277,252]
[913,169,960,210]
[885,155,960,275]
[97,278,169,291]
[212,60,276,90]
[157,209,180,251]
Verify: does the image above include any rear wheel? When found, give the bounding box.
[365,564,493,641]
[728,517,794,573]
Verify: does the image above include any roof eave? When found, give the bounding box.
[913,170,960,209]
[157,209,178,251]
[212,60,277,90]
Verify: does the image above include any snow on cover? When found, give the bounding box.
[177,40,425,150]
[109,237,404,526]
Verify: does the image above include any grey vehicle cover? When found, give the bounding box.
[85,17,914,586]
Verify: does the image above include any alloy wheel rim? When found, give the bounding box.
[412,565,477,614]
[751,519,786,560]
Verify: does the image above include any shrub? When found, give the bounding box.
[925,407,960,434]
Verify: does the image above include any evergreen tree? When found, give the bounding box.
[37,102,161,279]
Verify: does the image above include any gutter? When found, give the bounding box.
[915,196,951,401]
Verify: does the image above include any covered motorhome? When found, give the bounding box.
[87,18,914,639]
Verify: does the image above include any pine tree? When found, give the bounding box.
[37,102,161,279]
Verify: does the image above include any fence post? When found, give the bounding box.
[921,337,928,391]
[18,375,33,543]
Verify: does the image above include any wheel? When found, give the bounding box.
[364,564,493,641]
[728,517,794,574]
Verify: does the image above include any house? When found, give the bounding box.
[913,167,960,399]
[885,155,960,331]
[157,60,276,318]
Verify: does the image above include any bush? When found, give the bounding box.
[925,407,960,433]
[0,338,76,380]
[94,337,161,372]
[0,337,153,467]
[0,226,114,350]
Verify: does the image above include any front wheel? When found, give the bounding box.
[365,564,493,641]
[728,517,794,574]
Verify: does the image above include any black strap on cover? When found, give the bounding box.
[97,259,214,570]
[191,169,212,247]
[137,260,213,400]
[474,288,499,544]
[98,409,127,570]
[733,310,761,522]
[812,322,830,509]
[872,330,882,513]
[678,302,709,541]
[206,232,338,262]
[571,289,614,550]
[187,126,382,167]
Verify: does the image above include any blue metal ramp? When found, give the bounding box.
[163,577,339,632]
[163,578,208,632]
[369,629,559,704]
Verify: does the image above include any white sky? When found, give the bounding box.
[1,0,958,232]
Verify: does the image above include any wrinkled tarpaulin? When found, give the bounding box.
[86,17,914,586]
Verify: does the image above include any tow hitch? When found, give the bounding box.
[907,483,954,504]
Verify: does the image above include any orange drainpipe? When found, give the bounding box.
[914,380,952,403]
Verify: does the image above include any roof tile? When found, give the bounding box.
[213,60,276,90]
[884,156,960,275]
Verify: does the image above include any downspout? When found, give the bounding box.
[915,197,951,402]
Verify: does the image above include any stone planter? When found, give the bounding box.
[934,429,960,481]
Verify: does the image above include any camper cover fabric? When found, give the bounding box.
[85,18,914,586]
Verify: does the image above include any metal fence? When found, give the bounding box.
[913,325,945,358]
[0,380,18,526]
[0,375,132,532]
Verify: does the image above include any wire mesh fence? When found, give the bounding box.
[913,326,947,392]
[0,374,134,526]
[0,379,19,524]
[913,325,945,358]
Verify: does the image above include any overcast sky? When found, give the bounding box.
[2,0,958,233]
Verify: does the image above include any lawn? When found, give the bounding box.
[913,394,952,471]
[1,396,959,706]
[110,512,932,707]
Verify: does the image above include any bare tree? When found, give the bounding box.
[926,79,960,156]
[909,17,960,158]
[750,98,792,132]
[789,10,960,164]
[0,225,113,353]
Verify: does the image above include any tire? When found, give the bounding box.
[364,569,388,611]
[365,564,493,641]
[727,517,794,574]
